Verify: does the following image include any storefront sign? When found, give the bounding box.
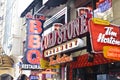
[49,54,73,65]
[41,9,92,51]
[22,64,40,70]
[89,18,120,53]
[44,38,84,57]
[40,58,60,69]
[97,0,112,12]
[103,46,120,61]
[22,14,45,69]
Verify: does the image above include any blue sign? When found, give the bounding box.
[98,0,111,12]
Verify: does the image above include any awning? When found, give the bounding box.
[44,0,68,7]
[70,53,115,68]
[20,0,68,17]
[20,0,42,17]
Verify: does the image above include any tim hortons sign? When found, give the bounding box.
[89,18,120,53]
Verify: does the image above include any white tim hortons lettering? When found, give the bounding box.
[105,27,117,37]
[97,33,105,42]
[97,33,120,45]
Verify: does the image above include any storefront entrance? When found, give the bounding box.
[72,62,120,80]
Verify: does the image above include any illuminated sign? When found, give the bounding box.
[49,54,73,65]
[89,18,120,53]
[41,9,92,51]
[44,38,84,57]
[103,46,120,61]
[22,14,45,69]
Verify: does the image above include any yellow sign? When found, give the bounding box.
[103,46,120,61]
[40,58,60,69]
[92,18,110,25]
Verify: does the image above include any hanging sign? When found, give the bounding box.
[89,18,120,53]
[103,46,120,61]
[22,14,45,70]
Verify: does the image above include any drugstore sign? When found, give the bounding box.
[89,18,120,53]
[103,46,120,61]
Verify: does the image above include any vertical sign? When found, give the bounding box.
[22,14,45,69]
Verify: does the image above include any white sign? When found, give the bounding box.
[44,38,84,57]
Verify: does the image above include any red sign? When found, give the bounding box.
[89,19,120,53]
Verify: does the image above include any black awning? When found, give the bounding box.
[20,0,42,17]
[45,0,68,7]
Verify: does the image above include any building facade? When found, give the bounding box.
[0,0,33,79]
[20,0,120,80]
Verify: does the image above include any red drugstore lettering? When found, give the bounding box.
[29,20,43,34]
[28,35,41,49]
[27,50,41,64]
